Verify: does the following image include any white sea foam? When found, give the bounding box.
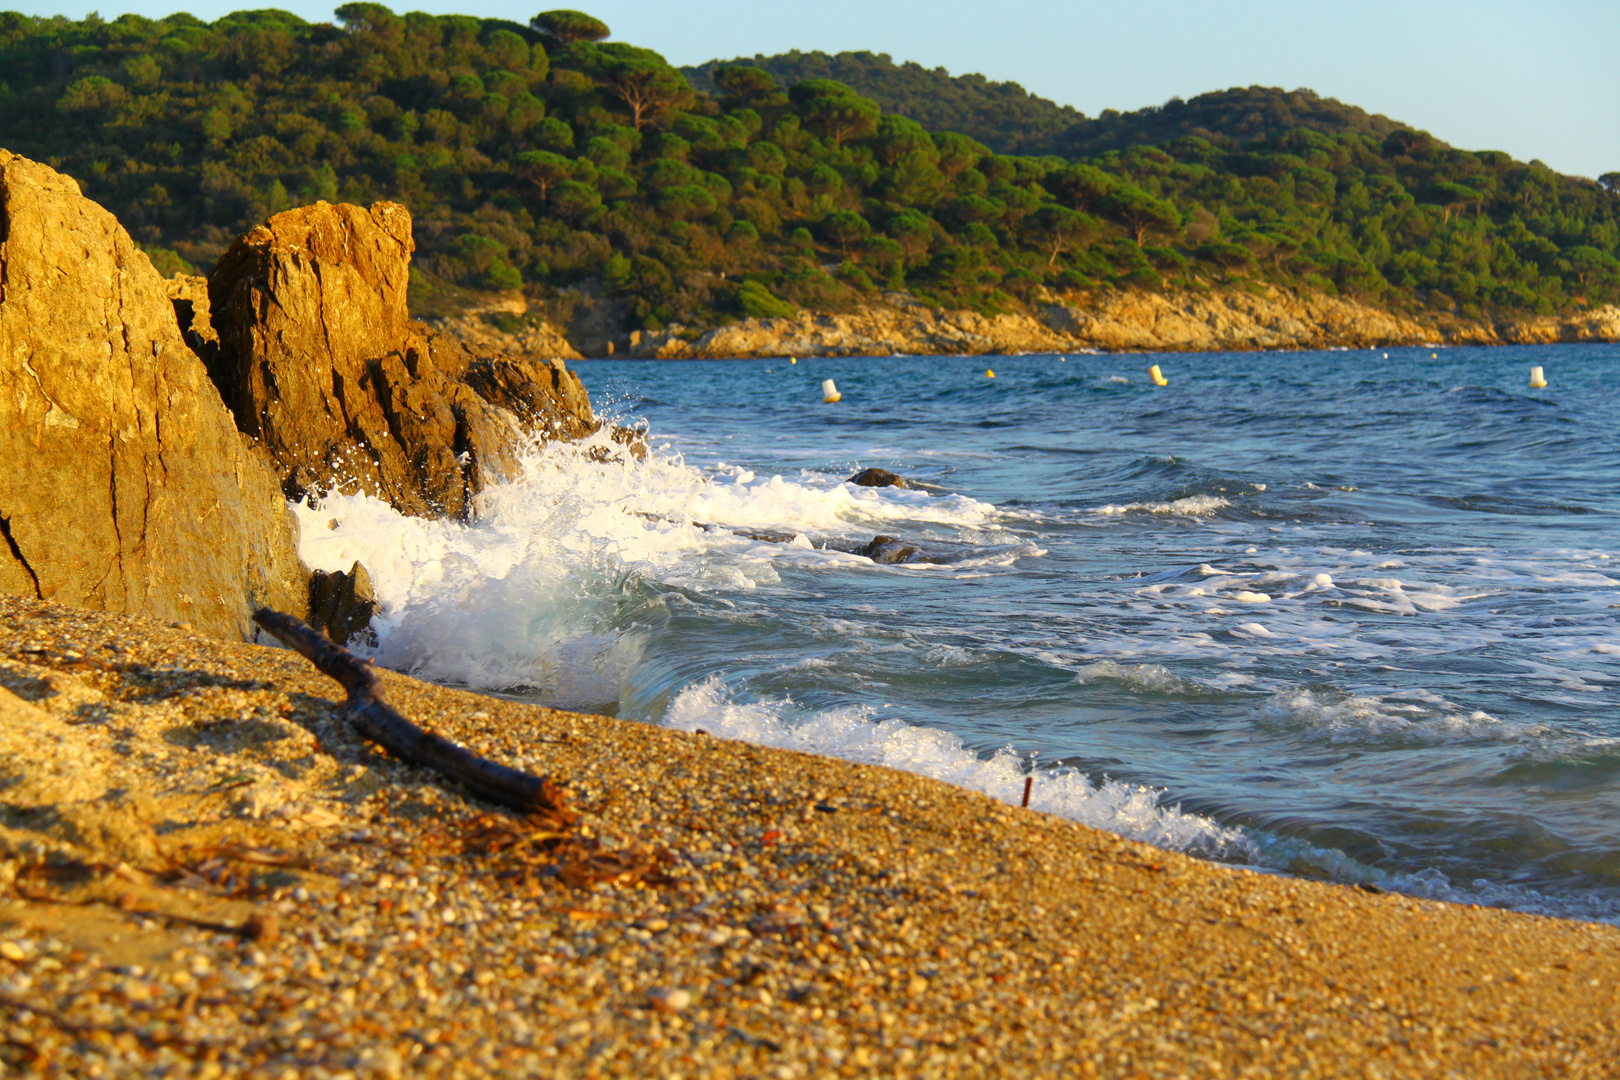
[1260,689,1517,745]
[292,427,1023,705]
[1379,868,1620,924]
[1073,660,1214,696]
[1090,495,1231,516]
[663,677,1247,857]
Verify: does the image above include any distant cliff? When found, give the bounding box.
[432,285,1620,359]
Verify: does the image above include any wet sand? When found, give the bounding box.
[2,595,1617,1077]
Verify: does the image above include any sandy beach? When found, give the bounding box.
[2,594,1618,1078]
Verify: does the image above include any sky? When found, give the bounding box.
[21,0,1620,179]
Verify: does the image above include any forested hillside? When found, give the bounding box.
[683,53,1402,162]
[1046,86,1404,158]
[1,5,1616,336]
[683,50,1082,157]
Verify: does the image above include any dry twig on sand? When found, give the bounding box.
[251,608,573,819]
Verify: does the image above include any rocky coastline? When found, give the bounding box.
[5,147,1620,1077]
[0,150,594,642]
[432,282,1620,362]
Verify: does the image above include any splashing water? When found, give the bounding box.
[665,677,1246,856]
[293,345,1620,923]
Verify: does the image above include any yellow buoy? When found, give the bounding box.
[1529,365,1547,388]
[822,378,841,403]
[985,369,995,378]
[1148,363,1169,387]
[1431,352,1438,358]
[789,357,797,364]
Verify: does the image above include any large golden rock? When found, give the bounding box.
[209,201,595,518]
[0,150,306,640]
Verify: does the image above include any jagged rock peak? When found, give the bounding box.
[208,200,596,519]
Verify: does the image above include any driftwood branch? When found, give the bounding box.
[252,608,568,817]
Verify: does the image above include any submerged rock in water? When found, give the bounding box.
[847,468,909,488]
[726,525,946,565]
[730,527,802,544]
[209,200,596,519]
[850,535,922,564]
[0,150,307,641]
[308,561,378,646]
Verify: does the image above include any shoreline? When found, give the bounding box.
[562,337,1615,361]
[5,596,1620,1077]
[429,282,1620,362]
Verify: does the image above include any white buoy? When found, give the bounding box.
[822,378,841,403]
[1148,364,1169,387]
[1529,365,1547,388]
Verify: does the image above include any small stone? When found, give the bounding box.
[649,987,691,1013]
[357,1048,404,1078]
[0,941,25,962]
[117,979,154,1003]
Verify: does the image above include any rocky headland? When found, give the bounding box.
[0,151,595,641]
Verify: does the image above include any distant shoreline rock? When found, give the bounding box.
[597,285,1619,359]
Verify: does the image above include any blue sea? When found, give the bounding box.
[296,343,1620,923]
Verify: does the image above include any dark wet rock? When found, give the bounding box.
[0,150,307,641]
[208,200,597,519]
[847,468,909,488]
[850,535,922,564]
[703,522,950,566]
[732,528,802,544]
[307,561,378,646]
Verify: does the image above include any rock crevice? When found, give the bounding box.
[0,514,42,599]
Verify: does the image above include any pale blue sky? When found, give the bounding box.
[19,0,1620,178]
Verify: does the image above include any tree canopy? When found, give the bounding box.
[530,9,609,47]
[1,6,1615,335]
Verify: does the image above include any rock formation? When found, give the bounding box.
[423,290,584,364]
[1038,287,1435,351]
[0,150,307,640]
[307,561,378,647]
[624,292,1074,358]
[603,285,1619,359]
[208,201,595,518]
[1461,305,1620,345]
[851,535,922,564]
[847,468,909,488]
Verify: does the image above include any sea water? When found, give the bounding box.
[294,343,1620,923]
